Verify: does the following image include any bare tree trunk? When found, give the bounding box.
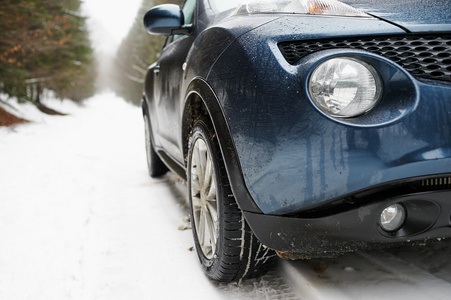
[35,83,42,103]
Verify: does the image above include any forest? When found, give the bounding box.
[112,0,184,105]
[0,0,96,106]
[0,0,184,122]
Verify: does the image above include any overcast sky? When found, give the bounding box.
[82,0,143,53]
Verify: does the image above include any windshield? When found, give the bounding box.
[209,0,242,12]
[210,0,366,16]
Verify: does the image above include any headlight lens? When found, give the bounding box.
[308,57,382,118]
[236,0,367,17]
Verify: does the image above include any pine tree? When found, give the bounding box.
[0,0,95,105]
[112,0,183,105]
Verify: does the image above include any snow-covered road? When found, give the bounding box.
[1,94,451,299]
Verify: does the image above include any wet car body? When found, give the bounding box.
[143,0,451,261]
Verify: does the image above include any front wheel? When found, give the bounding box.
[187,118,276,282]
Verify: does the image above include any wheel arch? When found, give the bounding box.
[141,95,148,116]
[181,77,262,213]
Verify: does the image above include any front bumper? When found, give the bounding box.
[245,187,451,258]
[207,25,451,215]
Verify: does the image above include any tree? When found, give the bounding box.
[0,0,95,105]
[112,0,183,105]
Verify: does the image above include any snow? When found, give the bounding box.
[0,95,216,299]
[1,93,451,299]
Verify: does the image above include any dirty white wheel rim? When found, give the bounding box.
[190,138,218,259]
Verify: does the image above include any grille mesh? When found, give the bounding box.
[278,34,451,83]
[421,177,451,189]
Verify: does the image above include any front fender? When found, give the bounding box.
[182,78,262,213]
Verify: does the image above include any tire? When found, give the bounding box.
[143,114,168,178]
[187,118,276,282]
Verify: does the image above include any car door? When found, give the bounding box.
[152,0,196,163]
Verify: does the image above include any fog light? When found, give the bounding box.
[380,204,406,232]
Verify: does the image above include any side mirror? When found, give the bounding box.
[143,4,191,36]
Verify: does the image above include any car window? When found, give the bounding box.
[183,0,196,25]
[170,0,196,43]
[209,0,241,12]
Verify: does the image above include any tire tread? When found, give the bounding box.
[188,117,276,282]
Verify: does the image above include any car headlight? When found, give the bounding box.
[308,57,382,118]
[236,0,367,17]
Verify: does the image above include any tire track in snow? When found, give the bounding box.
[279,241,451,300]
[217,269,300,300]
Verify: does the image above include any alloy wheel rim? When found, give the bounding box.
[190,137,218,259]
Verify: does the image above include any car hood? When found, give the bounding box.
[342,0,451,32]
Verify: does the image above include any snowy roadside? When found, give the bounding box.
[1,93,451,300]
[0,94,219,299]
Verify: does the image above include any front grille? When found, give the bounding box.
[421,177,451,189]
[278,34,451,83]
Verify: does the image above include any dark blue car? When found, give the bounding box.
[141,0,451,282]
